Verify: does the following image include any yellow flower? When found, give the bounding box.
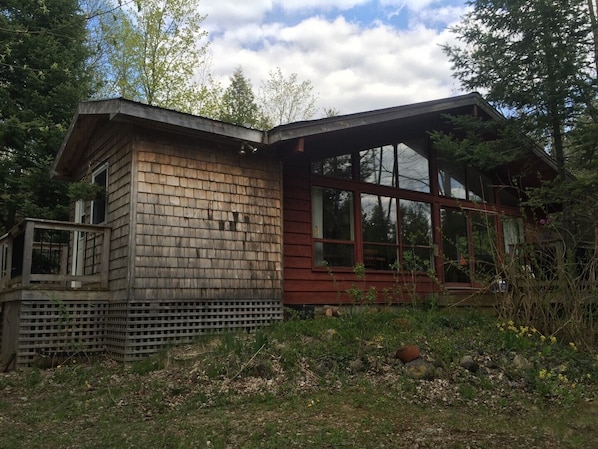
[538,369,547,379]
[569,342,578,351]
[550,336,557,344]
[540,335,546,342]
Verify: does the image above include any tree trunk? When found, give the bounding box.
[589,0,598,73]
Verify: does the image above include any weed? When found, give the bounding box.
[130,354,165,375]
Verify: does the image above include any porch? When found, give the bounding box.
[0,219,111,370]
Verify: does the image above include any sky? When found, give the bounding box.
[200,0,470,118]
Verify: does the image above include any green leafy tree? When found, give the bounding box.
[443,0,596,181]
[258,67,318,128]
[218,67,259,128]
[96,0,219,116]
[0,0,92,232]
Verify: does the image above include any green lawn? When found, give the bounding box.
[1,308,597,448]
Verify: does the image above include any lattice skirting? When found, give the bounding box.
[1,296,283,368]
[108,298,284,362]
[3,298,110,369]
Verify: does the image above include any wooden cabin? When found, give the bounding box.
[0,93,562,368]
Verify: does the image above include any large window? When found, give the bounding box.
[360,145,395,186]
[312,187,355,267]
[441,207,498,284]
[352,140,430,193]
[437,151,495,203]
[397,141,430,193]
[309,142,514,281]
[313,186,433,272]
[361,194,397,269]
[401,200,433,272]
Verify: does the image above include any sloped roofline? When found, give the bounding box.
[267,92,560,174]
[53,93,560,179]
[266,92,501,142]
[52,97,266,178]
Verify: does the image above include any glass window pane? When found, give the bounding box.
[361,194,397,244]
[312,187,354,241]
[311,154,352,179]
[467,170,494,203]
[471,212,496,281]
[363,244,397,270]
[402,247,433,272]
[314,242,355,267]
[438,156,467,199]
[400,200,432,246]
[359,145,396,186]
[397,141,430,193]
[502,216,524,255]
[441,208,470,283]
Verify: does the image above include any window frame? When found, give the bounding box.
[91,162,108,225]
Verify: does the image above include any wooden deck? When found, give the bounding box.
[1,219,112,369]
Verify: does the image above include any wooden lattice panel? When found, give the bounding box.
[15,299,110,368]
[121,299,283,361]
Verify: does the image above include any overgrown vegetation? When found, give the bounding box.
[1,308,596,448]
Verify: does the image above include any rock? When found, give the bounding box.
[395,345,420,363]
[349,358,365,373]
[322,305,341,318]
[512,354,532,371]
[404,359,435,380]
[460,355,479,373]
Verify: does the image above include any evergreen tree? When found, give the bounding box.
[218,67,259,128]
[443,0,596,181]
[0,0,92,233]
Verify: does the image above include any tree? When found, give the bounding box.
[0,0,92,233]
[96,0,218,116]
[258,67,318,128]
[443,0,596,181]
[218,67,259,128]
[440,0,598,346]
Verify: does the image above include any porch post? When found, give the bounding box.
[100,226,111,289]
[22,220,34,287]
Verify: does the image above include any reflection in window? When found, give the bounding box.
[400,200,433,272]
[360,145,396,186]
[467,170,494,203]
[441,208,470,283]
[471,212,496,281]
[361,194,397,269]
[441,207,499,284]
[397,142,430,193]
[311,154,352,179]
[312,187,354,267]
[438,158,467,199]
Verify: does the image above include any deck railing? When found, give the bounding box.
[0,218,111,290]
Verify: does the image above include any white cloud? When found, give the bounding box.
[203,0,468,117]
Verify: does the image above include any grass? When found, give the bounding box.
[1,307,597,448]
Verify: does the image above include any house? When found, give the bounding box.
[0,93,562,368]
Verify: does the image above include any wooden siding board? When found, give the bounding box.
[132,137,284,303]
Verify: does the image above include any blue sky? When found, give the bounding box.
[200,0,470,116]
